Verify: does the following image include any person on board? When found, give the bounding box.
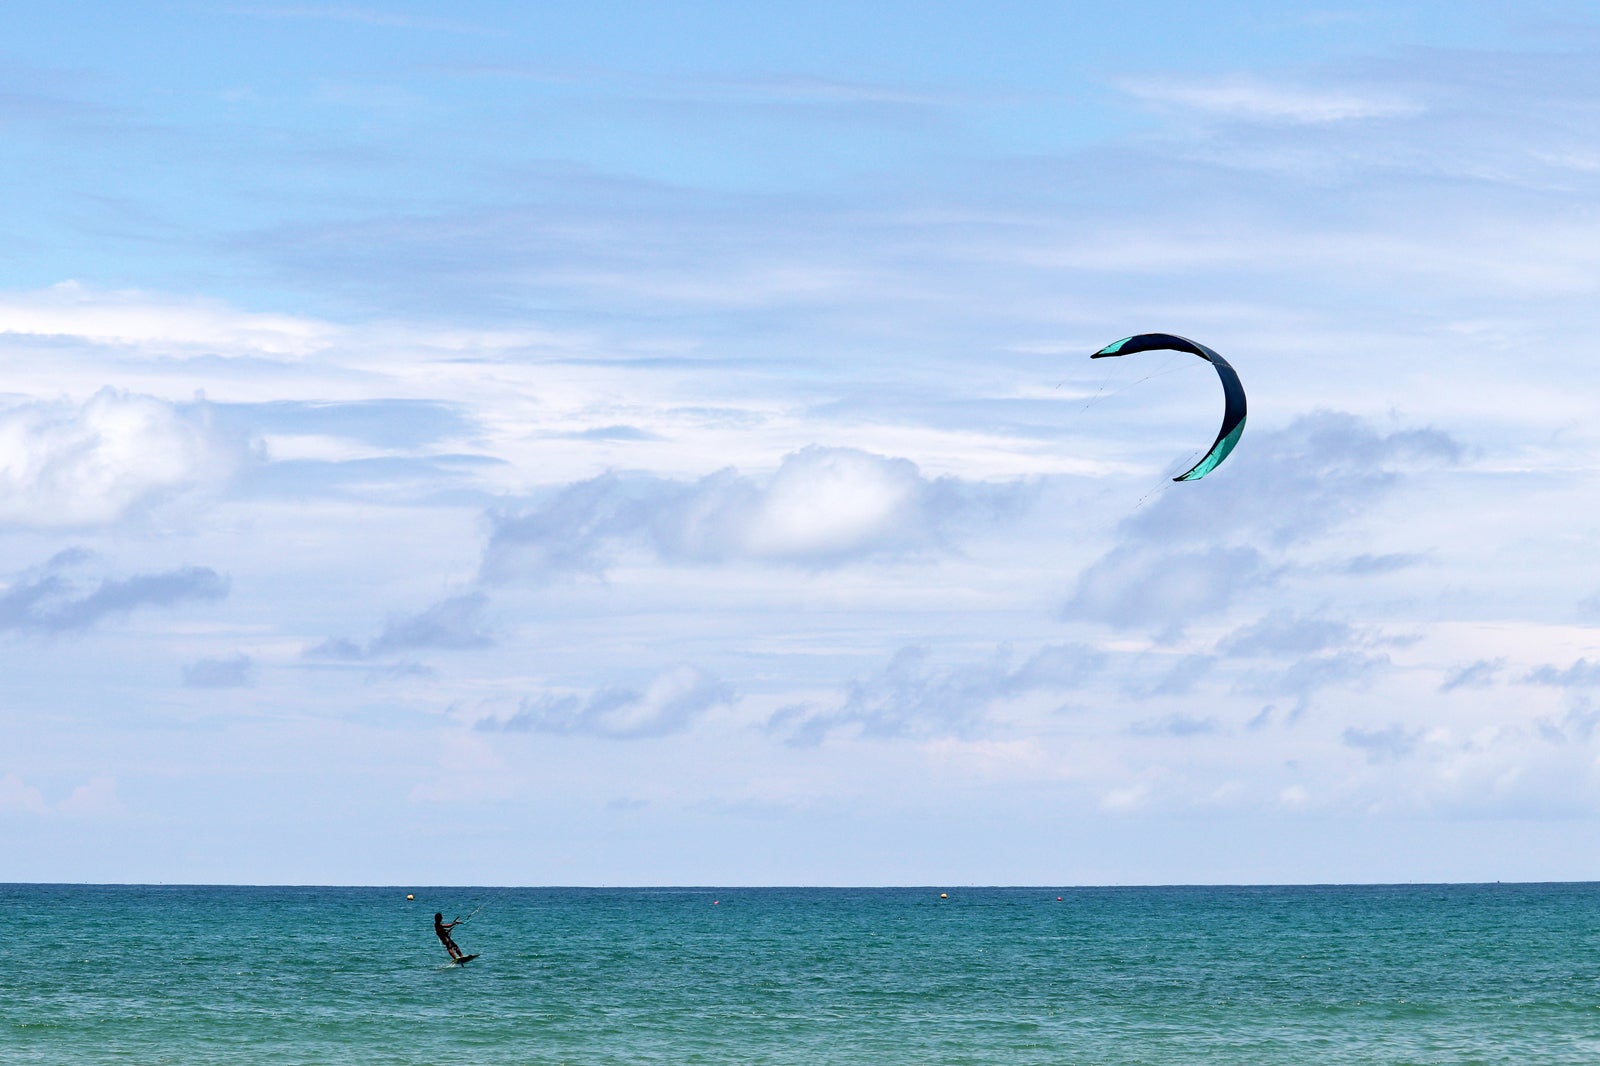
[434,912,466,960]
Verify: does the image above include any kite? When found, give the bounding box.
[1092,333,1246,482]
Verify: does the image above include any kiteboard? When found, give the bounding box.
[451,954,479,965]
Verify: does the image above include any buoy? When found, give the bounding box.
[407,894,414,901]
[1057,897,1063,902]
[713,900,720,905]
[940,893,948,899]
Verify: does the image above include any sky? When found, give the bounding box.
[5,0,1600,886]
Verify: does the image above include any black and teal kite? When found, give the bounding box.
[1092,333,1246,482]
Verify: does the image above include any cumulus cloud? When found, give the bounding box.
[0,389,247,527]
[0,555,228,634]
[474,665,730,739]
[771,642,1106,746]
[483,445,1032,580]
[1120,412,1461,550]
[306,592,493,661]
[1062,544,1269,631]
[1061,413,1460,634]
[182,653,255,688]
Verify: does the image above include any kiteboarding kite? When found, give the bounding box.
[1091,333,1246,482]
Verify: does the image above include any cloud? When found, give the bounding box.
[474,666,730,739]
[1536,698,1600,745]
[1342,724,1422,764]
[57,775,124,816]
[483,445,1032,580]
[201,399,477,451]
[369,593,494,656]
[238,455,503,503]
[1004,642,1111,689]
[1061,413,1460,633]
[1440,658,1504,693]
[1061,544,1269,631]
[0,281,337,357]
[1220,610,1354,657]
[0,773,123,816]
[771,642,1106,746]
[1333,553,1425,577]
[1118,412,1462,551]
[0,558,228,634]
[224,4,488,35]
[183,654,256,688]
[1524,659,1600,688]
[1245,651,1389,714]
[1125,78,1423,125]
[564,425,663,442]
[306,592,493,660]
[0,389,247,527]
[0,773,47,813]
[1128,713,1221,737]
[1122,654,1214,698]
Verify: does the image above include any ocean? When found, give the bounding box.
[4,882,1599,1064]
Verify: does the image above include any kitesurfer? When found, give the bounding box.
[434,912,466,960]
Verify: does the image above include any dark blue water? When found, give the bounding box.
[5,883,1600,1063]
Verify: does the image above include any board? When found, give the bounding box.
[452,954,479,965]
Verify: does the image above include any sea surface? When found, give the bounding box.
[5,882,1600,1064]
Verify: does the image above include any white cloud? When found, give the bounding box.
[1125,77,1423,125]
[0,773,123,816]
[0,282,338,357]
[483,445,1034,579]
[739,447,924,559]
[1100,783,1150,812]
[0,773,47,813]
[919,736,1053,779]
[0,389,245,527]
[57,775,124,816]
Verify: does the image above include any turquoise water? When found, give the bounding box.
[6,883,1600,1064]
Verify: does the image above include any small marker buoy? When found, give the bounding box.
[407,894,414,901]
[713,900,719,905]
[940,893,948,899]
[1057,897,1063,902]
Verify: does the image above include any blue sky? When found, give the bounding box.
[6,1,1600,885]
